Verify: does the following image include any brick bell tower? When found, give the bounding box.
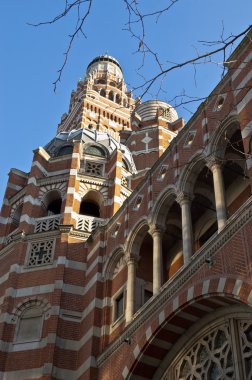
[0,54,182,378]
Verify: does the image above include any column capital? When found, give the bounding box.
[176,192,193,206]
[125,254,137,266]
[149,223,165,237]
[206,155,223,171]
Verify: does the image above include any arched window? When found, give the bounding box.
[164,311,252,380]
[109,91,114,101]
[15,306,43,343]
[116,94,121,104]
[100,89,106,97]
[57,145,73,156]
[85,145,106,157]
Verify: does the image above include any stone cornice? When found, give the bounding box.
[69,228,90,240]
[77,175,111,187]
[9,168,29,179]
[97,196,252,366]
[37,175,69,186]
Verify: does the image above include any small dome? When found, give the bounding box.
[86,55,123,80]
[135,100,178,123]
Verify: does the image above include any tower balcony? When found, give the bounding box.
[34,214,62,233]
[76,214,106,233]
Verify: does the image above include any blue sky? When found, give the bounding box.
[1,0,252,204]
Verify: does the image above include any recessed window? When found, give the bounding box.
[112,223,120,237]
[184,132,196,147]
[85,145,106,157]
[15,306,43,343]
[57,145,73,156]
[114,293,124,321]
[214,95,226,111]
[158,165,169,181]
[217,96,225,109]
[134,195,143,210]
[100,89,106,97]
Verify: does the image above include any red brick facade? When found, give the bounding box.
[0,34,252,379]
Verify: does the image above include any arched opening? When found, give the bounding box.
[191,166,217,252]
[128,296,251,380]
[100,89,106,97]
[79,200,100,217]
[116,94,121,104]
[163,200,183,282]
[9,204,23,233]
[135,232,153,310]
[159,305,252,380]
[79,191,102,218]
[57,145,73,156]
[222,129,251,217]
[42,190,62,216]
[109,91,114,101]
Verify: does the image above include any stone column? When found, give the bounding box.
[125,256,136,323]
[208,158,227,231]
[150,225,164,295]
[177,193,193,266]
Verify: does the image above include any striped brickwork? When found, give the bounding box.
[0,33,251,379]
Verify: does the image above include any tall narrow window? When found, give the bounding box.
[114,292,124,321]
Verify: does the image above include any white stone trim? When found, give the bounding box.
[86,256,103,276]
[187,286,194,301]
[8,183,22,191]
[20,214,35,224]
[232,279,243,296]
[234,68,252,96]
[23,195,41,205]
[241,121,252,138]
[202,279,210,294]
[27,177,37,185]
[232,51,252,81]
[217,277,226,293]
[237,87,252,113]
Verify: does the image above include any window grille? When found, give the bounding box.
[27,240,54,267]
[85,161,104,176]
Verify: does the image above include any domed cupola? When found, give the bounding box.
[86,55,123,80]
[135,100,178,123]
